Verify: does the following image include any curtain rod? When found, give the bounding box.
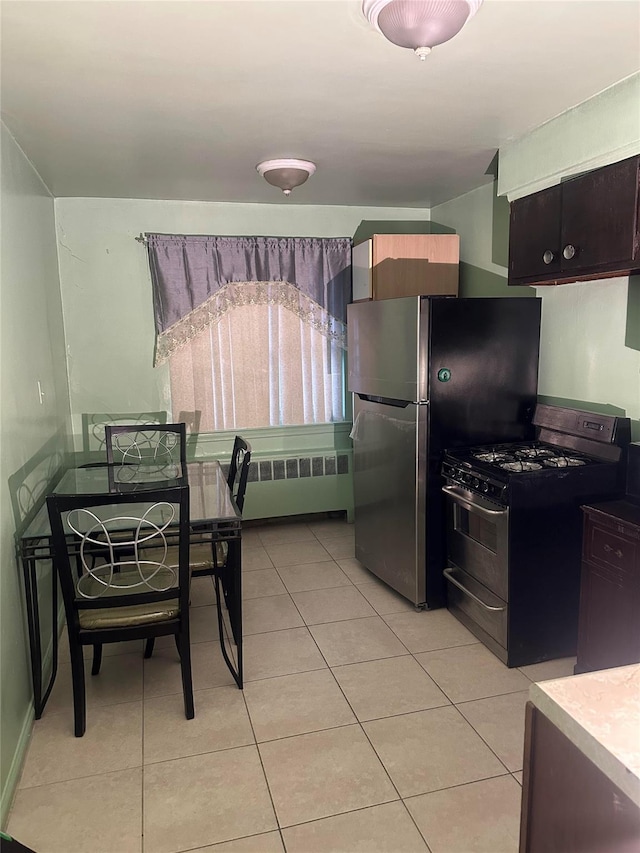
[134,233,147,246]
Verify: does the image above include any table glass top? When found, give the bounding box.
[20,461,239,545]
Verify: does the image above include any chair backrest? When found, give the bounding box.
[46,485,191,630]
[227,436,252,513]
[105,423,187,468]
[82,411,168,454]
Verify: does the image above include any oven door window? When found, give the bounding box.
[454,504,498,553]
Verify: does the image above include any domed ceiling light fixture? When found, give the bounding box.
[256,159,316,197]
[363,0,483,61]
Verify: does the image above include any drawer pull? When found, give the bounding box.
[444,568,506,612]
[603,543,623,559]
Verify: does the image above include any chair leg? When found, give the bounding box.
[91,644,103,675]
[69,641,87,737]
[176,629,195,720]
[144,638,155,659]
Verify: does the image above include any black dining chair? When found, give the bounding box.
[211,437,251,647]
[47,484,193,736]
[165,436,251,582]
[105,422,187,468]
[225,435,251,511]
[143,436,251,681]
[191,436,252,581]
[82,411,168,455]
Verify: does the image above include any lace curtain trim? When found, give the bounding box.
[154,281,347,366]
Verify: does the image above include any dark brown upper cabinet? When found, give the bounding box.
[508,154,640,286]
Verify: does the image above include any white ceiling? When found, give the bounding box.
[2,0,639,208]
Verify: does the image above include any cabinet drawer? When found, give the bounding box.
[585,524,637,573]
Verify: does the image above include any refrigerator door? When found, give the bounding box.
[428,297,541,447]
[347,297,428,402]
[352,393,428,605]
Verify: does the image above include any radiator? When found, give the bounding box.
[223,452,353,521]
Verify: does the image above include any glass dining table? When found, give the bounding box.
[19,461,243,718]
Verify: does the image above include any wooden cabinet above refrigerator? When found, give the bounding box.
[508,154,640,287]
[352,234,459,301]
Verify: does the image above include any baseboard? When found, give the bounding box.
[1,604,64,829]
[0,704,34,829]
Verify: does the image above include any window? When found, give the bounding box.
[169,297,345,430]
[146,235,351,430]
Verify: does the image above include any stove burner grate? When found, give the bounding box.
[543,457,586,468]
[500,461,543,472]
[515,448,557,459]
[473,451,514,463]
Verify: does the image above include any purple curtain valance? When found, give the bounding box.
[146,234,353,338]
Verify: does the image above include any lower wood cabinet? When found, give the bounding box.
[575,501,640,674]
[520,702,640,852]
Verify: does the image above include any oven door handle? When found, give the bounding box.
[442,485,508,519]
[443,567,506,612]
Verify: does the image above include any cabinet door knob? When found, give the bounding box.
[603,543,623,559]
[563,244,577,260]
[542,250,555,265]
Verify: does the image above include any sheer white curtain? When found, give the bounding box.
[169,300,345,430]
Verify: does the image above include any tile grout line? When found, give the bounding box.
[19,521,533,850]
[238,675,285,847]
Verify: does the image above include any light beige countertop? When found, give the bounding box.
[529,664,640,806]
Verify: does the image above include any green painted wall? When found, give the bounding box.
[432,84,640,438]
[499,72,640,201]
[535,277,639,434]
[0,124,71,824]
[431,179,532,298]
[54,198,431,444]
[499,76,640,438]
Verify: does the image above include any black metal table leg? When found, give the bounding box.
[21,551,58,718]
[229,537,242,688]
[213,533,243,689]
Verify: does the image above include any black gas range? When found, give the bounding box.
[440,404,630,667]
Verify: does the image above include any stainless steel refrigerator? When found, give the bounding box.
[347,296,541,608]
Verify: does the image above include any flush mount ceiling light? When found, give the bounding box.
[256,159,316,197]
[363,0,483,60]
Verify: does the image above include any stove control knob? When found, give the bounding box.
[471,477,480,489]
[481,481,489,493]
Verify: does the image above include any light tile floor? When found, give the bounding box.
[8,517,577,853]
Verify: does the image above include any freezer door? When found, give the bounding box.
[352,394,427,605]
[428,297,541,447]
[347,297,428,402]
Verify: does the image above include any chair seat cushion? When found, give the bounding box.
[77,566,180,629]
[79,600,179,630]
[140,541,229,574]
[152,542,216,571]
